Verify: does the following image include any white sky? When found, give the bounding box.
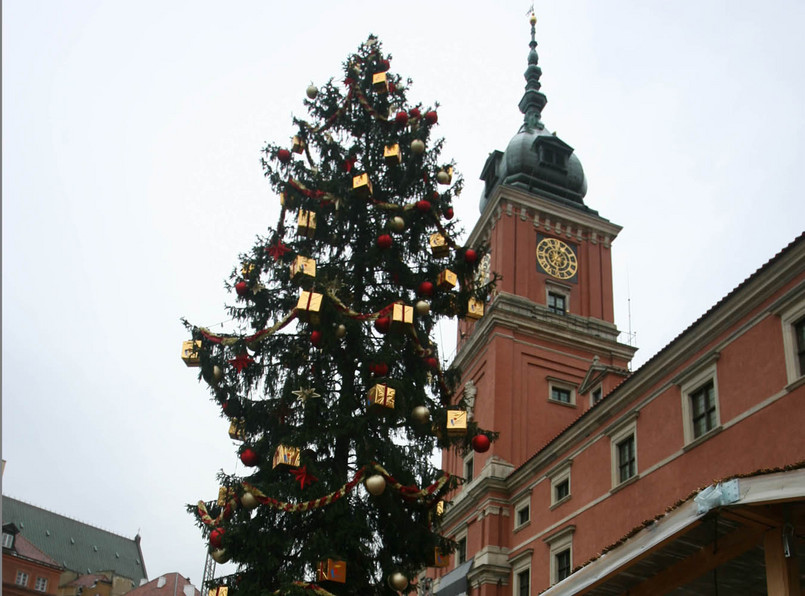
[3,0,804,586]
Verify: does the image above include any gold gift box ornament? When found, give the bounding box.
[433,548,449,568]
[367,383,395,411]
[228,420,246,441]
[429,233,449,258]
[317,559,347,583]
[383,144,401,165]
[296,290,323,323]
[241,263,256,278]
[297,210,316,239]
[181,340,201,367]
[280,191,296,209]
[208,588,228,596]
[290,256,316,283]
[391,302,413,331]
[447,409,467,436]
[372,72,389,94]
[272,445,301,469]
[292,135,305,154]
[466,297,484,320]
[437,269,457,290]
[352,173,373,199]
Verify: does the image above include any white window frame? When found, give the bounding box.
[509,549,533,596]
[514,494,531,531]
[34,576,49,592]
[2,532,14,549]
[608,413,638,489]
[544,525,575,585]
[454,529,468,565]
[16,570,29,587]
[463,452,474,484]
[781,299,805,385]
[548,460,572,508]
[590,384,603,407]
[548,378,577,407]
[678,361,721,446]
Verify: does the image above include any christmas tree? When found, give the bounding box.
[183,36,496,595]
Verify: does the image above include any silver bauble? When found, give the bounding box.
[412,405,430,424]
[241,492,259,510]
[306,85,318,99]
[335,324,347,338]
[410,139,425,155]
[211,549,229,564]
[415,300,430,315]
[389,216,405,233]
[365,474,387,496]
[388,572,408,591]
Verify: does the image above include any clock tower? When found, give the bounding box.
[446,15,636,476]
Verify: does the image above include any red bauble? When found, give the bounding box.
[424,110,438,125]
[372,362,389,377]
[377,234,393,249]
[277,149,292,163]
[379,59,390,72]
[240,448,259,467]
[210,527,226,549]
[444,207,454,220]
[409,107,421,119]
[425,357,439,369]
[416,200,432,213]
[418,281,434,297]
[311,330,322,347]
[395,111,409,126]
[374,317,391,333]
[464,249,478,264]
[472,434,491,453]
[235,281,249,296]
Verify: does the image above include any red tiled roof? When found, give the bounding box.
[126,572,201,596]
[66,574,112,588]
[11,533,61,568]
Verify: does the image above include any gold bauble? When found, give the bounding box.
[410,139,425,155]
[436,170,450,184]
[365,474,387,496]
[388,572,408,591]
[241,492,259,510]
[389,216,405,233]
[306,85,318,99]
[211,548,229,564]
[209,365,223,386]
[415,300,430,315]
[412,405,430,424]
[335,324,347,338]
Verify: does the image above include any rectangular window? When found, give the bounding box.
[518,505,530,527]
[555,479,570,502]
[2,532,14,549]
[517,568,530,596]
[548,292,567,315]
[690,380,717,438]
[796,317,805,376]
[463,454,474,483]
[617,435,636,483]
[591,386,603,405]
[456,537,467,564]
[35,577,49,592]
[555,549,571,581]
[551,387,571,403]
[16,571,29,587]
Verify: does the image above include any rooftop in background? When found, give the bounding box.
[2,496,147,584]
[126,573,200,596]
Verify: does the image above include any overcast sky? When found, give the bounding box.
[3,0,804,587]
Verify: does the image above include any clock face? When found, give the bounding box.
[536,237,578,280]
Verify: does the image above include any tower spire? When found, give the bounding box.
[518,11,547,130]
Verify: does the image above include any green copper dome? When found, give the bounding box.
[480,15,590,214]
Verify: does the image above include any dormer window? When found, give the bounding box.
[533,136,573,173]
[540,146,567,169]
[2,532,14,549]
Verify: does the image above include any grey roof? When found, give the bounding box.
[2,496,147,584]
